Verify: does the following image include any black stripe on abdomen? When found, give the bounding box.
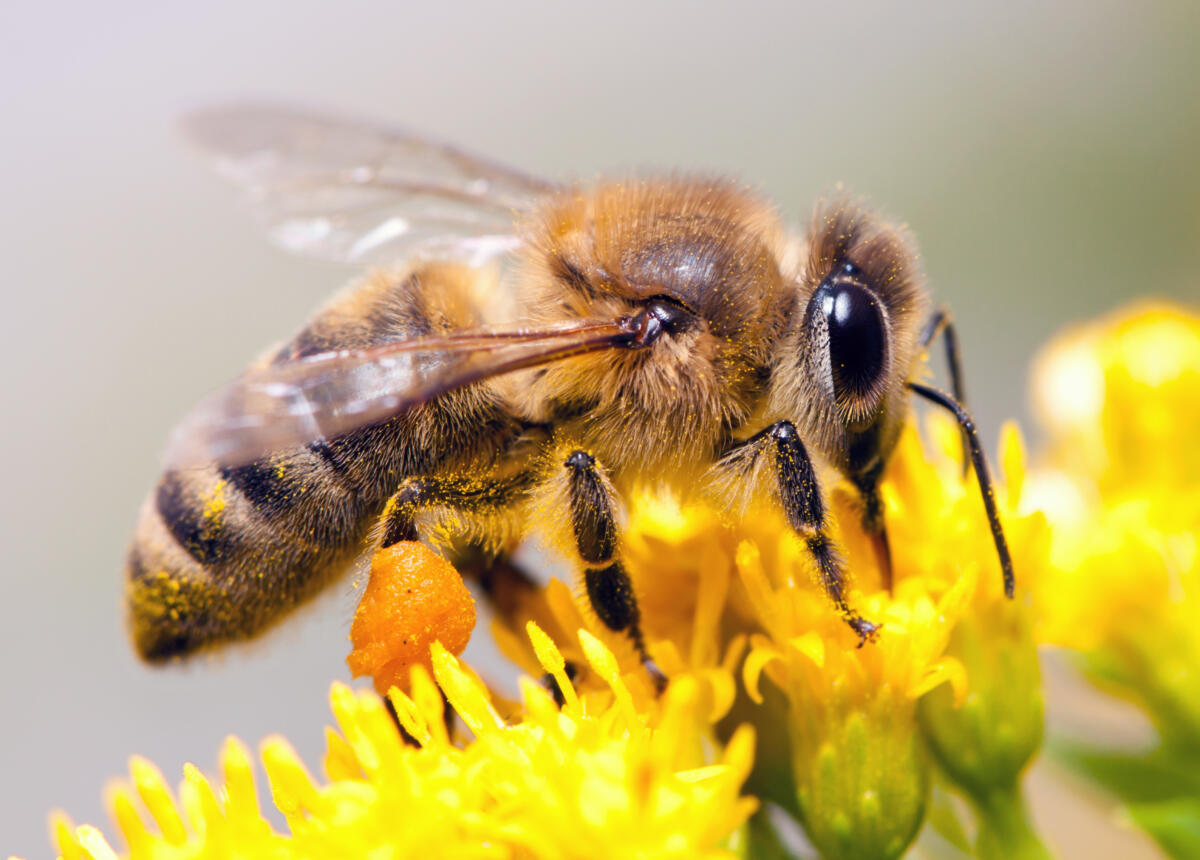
[220,460,296,516]
[155,470,238,565]
[307,439,357,485]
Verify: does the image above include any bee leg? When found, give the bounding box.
[852,465,894,594]
[457,546,587,705]
[909,383,1016,598]
[563,450,665,689]
[452,545,542,619]
[378,474,531,549]
[752,421,880,645]
[921,306,970,476]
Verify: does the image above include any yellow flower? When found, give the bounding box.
[488,406,1050,860]
[735,418,1047,860]
[54,630,756,860]
[490,493,749,723]
[915,423,1051,860]
[1030,301,1200,746]
[51,355,1060,860]
[1032,300,1200,501]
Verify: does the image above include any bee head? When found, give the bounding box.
[769,198,929,476]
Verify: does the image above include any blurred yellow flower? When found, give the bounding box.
[53,632,756,860]
[1032,301,1200,500]
[1030,301,1200,747]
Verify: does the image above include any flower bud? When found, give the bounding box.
[918,597,1044,803]
[792,689,928,860]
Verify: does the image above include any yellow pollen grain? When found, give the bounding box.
[201,480,227,522]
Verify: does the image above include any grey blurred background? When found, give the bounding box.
[1,1,1197,856]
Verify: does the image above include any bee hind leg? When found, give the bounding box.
[372,473,533,738]
[378,473,532,549]
[563,450,665,690]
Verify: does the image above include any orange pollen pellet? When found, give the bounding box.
[346,542,476,694]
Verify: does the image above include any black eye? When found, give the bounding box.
[812,279,888,400]
[646,297,691,334]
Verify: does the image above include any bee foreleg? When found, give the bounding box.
[908,383,1016,599]
[920,306,970,476]
[563,450,663,686]
[742,422,880,645]
[378,474,531,548]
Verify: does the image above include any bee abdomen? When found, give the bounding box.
[130,455,367,660]
[126,263,521,661]
[155,469,242,565]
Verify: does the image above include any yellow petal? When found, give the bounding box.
[73,826,120,860]
[909,656,969,706]
[261,735,329,824]
[219,736,263,832]
[788,632,826,668]
[578,629,636,722]
[431,641,505,735]
[1000,420,1027,504]
[129,756,186,845]
[742,643,783,705]
[105,783,148,857]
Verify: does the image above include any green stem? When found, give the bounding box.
[973,784,1054,860]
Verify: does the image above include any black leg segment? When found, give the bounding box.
[379,474,530,548]
[851,465,894,594]
[740,422,880,644]
[565,451,617,564]
[563,450,658,672]
[920,307,967,408]
[921,307,970,474]
[585,563,639,633]
[909,382,1016,598]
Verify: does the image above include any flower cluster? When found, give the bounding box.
[54,631,755,859]
[53,396,1057,860]
[1027,302,1200,856]
[61,301,1200,858]
[1031,303,1200,705]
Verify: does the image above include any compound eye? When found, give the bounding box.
[814,279,888,400]
[647,297,690,333]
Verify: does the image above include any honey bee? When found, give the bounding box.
[127,104,1013,668]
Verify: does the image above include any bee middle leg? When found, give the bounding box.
[851,463,894,594]
[727,422,880,644]
[562,450,664,686]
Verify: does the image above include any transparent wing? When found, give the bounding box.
[164,318,636,470]
[182,102,557,266]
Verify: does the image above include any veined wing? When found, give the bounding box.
[164,318,637,470]
[182,102,557,266]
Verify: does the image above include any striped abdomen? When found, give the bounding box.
[126,265,518,660]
